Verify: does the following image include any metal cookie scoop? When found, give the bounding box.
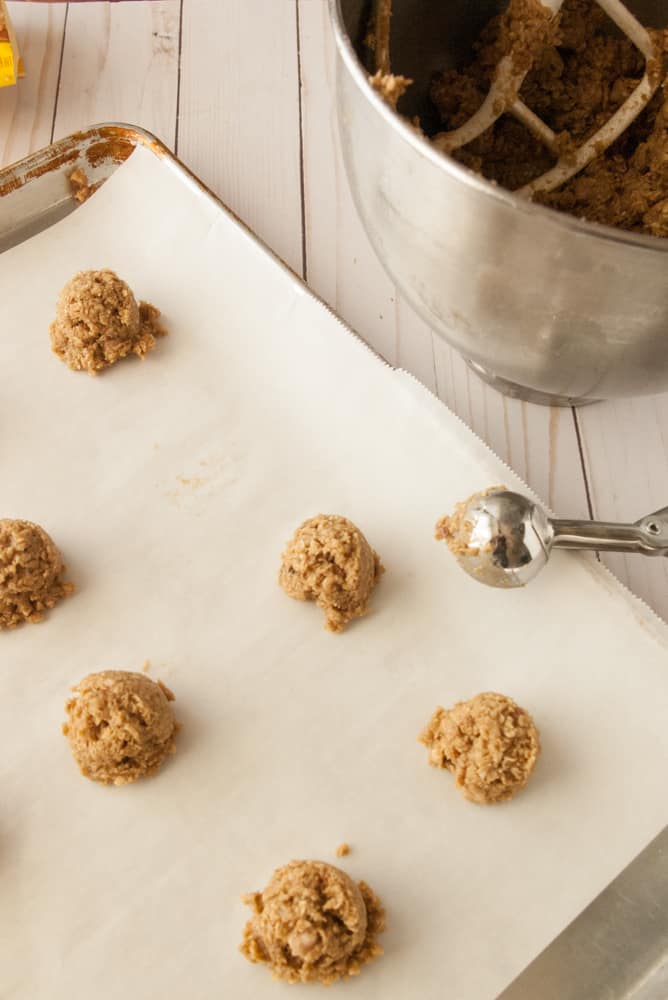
[437,489,668,589]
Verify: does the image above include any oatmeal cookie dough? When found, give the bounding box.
[369,69,413,109]
[435,497,475,556]
[68,167,98,204]
[430,0,668,235]
[63,670,178,785]
[435,486,506,556]
[279,515,384,633]
[240,860,385,985]
[50,269,166,374]
[0,519,74,630]
[420,692,540,804]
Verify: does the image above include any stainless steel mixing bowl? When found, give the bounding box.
[329,0,668,405]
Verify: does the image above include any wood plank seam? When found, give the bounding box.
[430,333,438,397]
[571,407,596,519]
[295,0,307,282]
[173,0,184,155]
[49,1,69,143]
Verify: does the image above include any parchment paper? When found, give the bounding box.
[1,145,667,1000]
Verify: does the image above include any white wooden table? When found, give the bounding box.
[3,0,668,619]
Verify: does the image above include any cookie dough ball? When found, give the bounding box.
[420,692,540,804]
[0,519,74,630]
[63,670,178,785]
[50,269,166,374]
[279,515,384,633]
[240,860,385,985]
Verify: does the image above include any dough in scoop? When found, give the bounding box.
[50,269,166,374]
[63,670,178,785]
[240,860,385,985]
[420,691,540,804]
[279,515,384,632]
[0,519,74,630]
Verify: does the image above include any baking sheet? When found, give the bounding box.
[1,144,667,1000]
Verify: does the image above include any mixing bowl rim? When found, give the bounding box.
[328,0,668,255]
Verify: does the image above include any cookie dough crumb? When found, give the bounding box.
[279,515,384,633]
[335,842,351,858]
[369,69,412,109]
[435,499,475,557]
[50,269,167,374]
[63,670,178,785]
[240,860,385,985]
[141,659,151,673]
[420,691,540,804]
[69,167,98,204]
[0,519,74,630]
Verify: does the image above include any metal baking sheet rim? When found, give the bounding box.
[0,123,666,1000]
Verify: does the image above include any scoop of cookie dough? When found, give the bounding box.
[50,269,166,374]
[63,670,178,785]
[0,519,74,630]
[435,486,507,557]
[420,691,540,804]
[279,515,384,633]
[240,860,385,985]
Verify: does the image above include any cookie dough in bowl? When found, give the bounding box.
[420,691,540,804]
[0,519,74,630]
[279,514,384,632]
[63,670,178,785]
[50,269,166,374]
[240,860,385,985]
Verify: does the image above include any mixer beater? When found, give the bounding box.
[373,0,663,197]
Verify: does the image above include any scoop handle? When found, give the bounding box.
[551,506,668,556]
